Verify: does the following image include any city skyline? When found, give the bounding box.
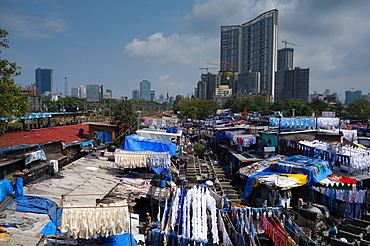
[2,0,370,101]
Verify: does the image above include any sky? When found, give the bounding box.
[1,0,370,101]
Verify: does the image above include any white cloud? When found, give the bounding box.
[155,74,187,94]
[124,32,219,65]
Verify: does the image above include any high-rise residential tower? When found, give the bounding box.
[345,90,362,104]
[277,48,294,71]
[139,80,151,101]
[132,89,140,100]
[86,84,102,102]
[220,9,278,99]
[35,68,53,96]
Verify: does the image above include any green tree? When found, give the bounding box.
[42,99,58,112]
[111,98,137,146]
[329,101,347,117]
[173,98,219,119]
[310,99,329,116]
[0,29,29,134]
[271,98,312,116]
[347,98,370,121]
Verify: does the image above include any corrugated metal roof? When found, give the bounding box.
[0,124,89,149]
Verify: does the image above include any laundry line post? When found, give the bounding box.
[137,111,142,130]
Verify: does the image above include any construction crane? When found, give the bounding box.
[199,67,219,73]
[282,39,297,49]
[206,62,237,71]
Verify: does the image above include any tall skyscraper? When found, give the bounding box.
[139,80,151,101]
[71,88,79,98]
[79,85,86,98]
[277,48,294,71]
[150,89,155,101]
[35,68,53,96]
[275,67,310,101]
[345,90,362,104]
[221,9,278,98]
[236,71,260,97]
[86,84,102,102]
[199,73,219,100]
[132,89,140,100]
[197,80,207,100]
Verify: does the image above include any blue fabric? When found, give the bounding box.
[14,177,24,199]
[242,156,333,198]
[66,140,93,147]
[16,195,62,229]
[93,233,136,246]
[0,179,13,202]
[122,134,177,156]
[40,220,62,236]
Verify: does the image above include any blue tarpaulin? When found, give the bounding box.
[14,177,23,198]
[92,233,137,246]
[242,155,333,198]
[16,196,62,229]
[66,140,93,147]
[122,134,177,157]
[0,179,13,202]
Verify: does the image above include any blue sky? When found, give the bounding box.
[1,0,370,101]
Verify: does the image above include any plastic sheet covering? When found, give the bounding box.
[122,134,177,156]
[14,177,23,199]
[92,233,137,246]
[66,140,93,147]
[40,220,62,235]
[0,179,13,202]
[16,196,62,229]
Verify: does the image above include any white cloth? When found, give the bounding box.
[114,149,171,168]
[49,160,58,173]
[61,200,129,239]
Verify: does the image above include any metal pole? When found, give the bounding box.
[137,111,141,130]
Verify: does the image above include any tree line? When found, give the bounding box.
[173,94,370,121]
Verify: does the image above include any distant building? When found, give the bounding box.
[106,88,113,98]
[197,80,207,100]
[86,84,103,102]
[221,9,278,98]
[78,85,86,98]
[277,48,294,71]
[275,67,310,102]
[139,80,151,101]
[157,94,165,103]
[150,89,155,101]
[214,85,232,107]
[308,90,338,103]
[200,73,220,100]
[132,89,140,100]
[22,83,38,95]
[35,68,53,97]
[236,71,260,97]
[345,90,362,104]
[71,88,79,98]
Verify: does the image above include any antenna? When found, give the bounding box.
[64,77,68,96]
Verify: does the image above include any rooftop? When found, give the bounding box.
[0,124,89,149]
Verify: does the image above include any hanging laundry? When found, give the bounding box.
[61,200,130,239]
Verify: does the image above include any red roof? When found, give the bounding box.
[0,124,90,149]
